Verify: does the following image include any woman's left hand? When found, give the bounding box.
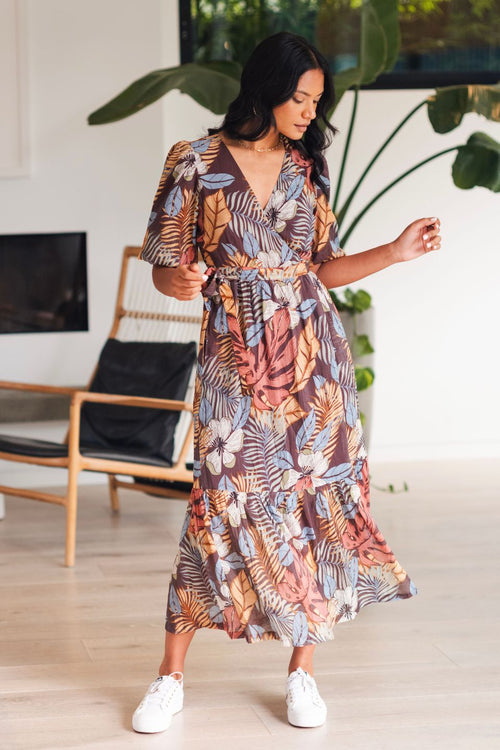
[392,217,441,263]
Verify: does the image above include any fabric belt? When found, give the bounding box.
[201,261,311,298]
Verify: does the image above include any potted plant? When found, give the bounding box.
[331,287,374,443]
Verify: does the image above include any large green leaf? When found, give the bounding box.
[333,67,364,112]
[452,132,500,192]
[332,0,400,112]
[376,0,400,72]
[361,0,400,82]
[199,60,242,81]
[359,0,387,84]
[88,62,241,124]
[427,84,500,134]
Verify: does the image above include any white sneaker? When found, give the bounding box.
[132,673,184,733]
[286,667,327,728]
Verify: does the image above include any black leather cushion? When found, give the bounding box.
[0,435,178,466]
[0,435,68,459]
[79,339,197,464]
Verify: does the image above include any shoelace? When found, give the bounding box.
[141,673,182,709]
[287,670,322,707]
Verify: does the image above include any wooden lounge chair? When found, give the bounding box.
[0,246,202,566]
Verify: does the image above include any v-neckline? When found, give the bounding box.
[218,136,289,215]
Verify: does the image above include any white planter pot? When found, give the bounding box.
[339,307,375,450]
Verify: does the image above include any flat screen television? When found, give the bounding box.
[0,232,88,334]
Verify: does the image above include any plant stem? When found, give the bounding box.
[336,99,427,227]
[340,146,459,246]
[333,87,359,216]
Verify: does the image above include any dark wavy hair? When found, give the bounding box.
[209,32,337,190]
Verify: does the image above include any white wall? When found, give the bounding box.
[1,0,498,461]
[0,0,169,387]
[330,91,500,461]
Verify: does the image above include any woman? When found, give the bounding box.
[132,31,441,733]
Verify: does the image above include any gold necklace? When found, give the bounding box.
[237,135,283,152]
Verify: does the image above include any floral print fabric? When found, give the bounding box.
[141,134,415,646]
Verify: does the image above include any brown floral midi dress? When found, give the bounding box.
[141,133,416,647]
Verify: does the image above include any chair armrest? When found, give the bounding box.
[71,390,193,412]
[0,380,77,396]
[0,382,192,411]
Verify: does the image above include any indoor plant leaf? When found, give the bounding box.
[194,60,242,80]
[351,289,372,313]
[374,0,400,72]
[328,287,372,313]
[352,334,375,358]
[355,366,375,391]
[359,0,387,84]
[360,0,400,79]
[88,62,241,124]
[343,288,356,309]
[427,84,500,134]
[333,67,364,111]
[452,131,500,192]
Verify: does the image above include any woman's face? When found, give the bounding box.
[273,68,324,140]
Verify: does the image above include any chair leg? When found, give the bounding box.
[64,466,79,568]
[108,474,120,513]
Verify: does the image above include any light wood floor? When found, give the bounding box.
[1,459,499,750]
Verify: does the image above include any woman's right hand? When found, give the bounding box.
[152,263,206,300]
[391,218,441,263]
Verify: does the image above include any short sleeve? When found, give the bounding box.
[140,141,200,267]
[311,159,345,265]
